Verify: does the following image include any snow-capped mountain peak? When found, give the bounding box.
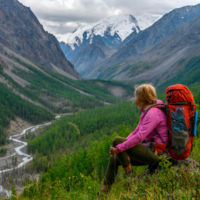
[58,14,162,50]
[136,14,162,30]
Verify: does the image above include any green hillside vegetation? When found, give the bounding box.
[0,64,61,113]
[20,132,200,200]
[0,82,54,124]
[82,79,135,98]
[0,64,55,146]
[12,89,200,199]
[0,82,54,145]
[11,58,103,110]
[13,56,131,105]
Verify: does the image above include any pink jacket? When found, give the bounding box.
[116,100,168,153]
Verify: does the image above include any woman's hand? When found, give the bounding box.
[109,146,119,156]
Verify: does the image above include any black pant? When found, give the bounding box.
[103,137,160,186]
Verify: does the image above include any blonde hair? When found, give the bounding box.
[135,84,157,110]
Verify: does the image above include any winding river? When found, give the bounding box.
[0,114,65,198]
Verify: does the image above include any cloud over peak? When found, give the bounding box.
[18,0,200,37]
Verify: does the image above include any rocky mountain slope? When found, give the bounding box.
[70,39,118,77]
[86,4,200,80]
[0,0,79,79]
[132,13,200,86]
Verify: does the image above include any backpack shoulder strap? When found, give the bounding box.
[146,104,166,113]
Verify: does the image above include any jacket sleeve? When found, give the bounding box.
[116,108,160,153]
[126,118,142,139]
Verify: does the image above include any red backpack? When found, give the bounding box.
[148,84,196,160]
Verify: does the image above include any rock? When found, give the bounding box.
[5,116,31,136]
[170,158,200,171]
[148,158,200,175]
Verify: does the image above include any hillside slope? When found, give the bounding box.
[125,13,200,85]
[0,0,79,79]
[0,42,135,111]
[104,13,200,85]
[70,39,118,76]
[0,42,135,149]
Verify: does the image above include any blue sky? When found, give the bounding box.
[18,0,200,36]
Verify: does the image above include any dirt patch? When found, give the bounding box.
[95,82,127,98]
[0,53,31,72]
[5,116,31,137]
[103,101,111,105]
[107,86,126,97]
[4,68,30,87]
[96,82,105,87]
[127,96,135,101]
[51,63,77,80]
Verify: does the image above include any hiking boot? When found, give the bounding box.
[97,185,111,198]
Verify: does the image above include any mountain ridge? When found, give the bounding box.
[0,0,80,79]
[86,4,200,80]
[58,14,161,49]
[59,14,161,76]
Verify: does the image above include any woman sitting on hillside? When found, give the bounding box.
[99,84,168,194]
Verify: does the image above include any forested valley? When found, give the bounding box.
[1,46,200,199]
[0,49,134,153]
[6,87,199,199]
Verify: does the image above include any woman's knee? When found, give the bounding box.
[112,136,123,147]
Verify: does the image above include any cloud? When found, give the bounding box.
[18,0,200,36]
[40,20,81,34]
